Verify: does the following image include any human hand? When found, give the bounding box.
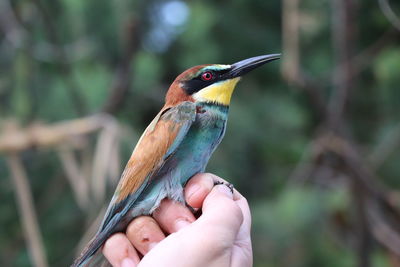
[102,173,252,267]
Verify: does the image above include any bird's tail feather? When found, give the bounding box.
[71,231,111,267]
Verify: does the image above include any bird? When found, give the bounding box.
[72,54,280,266]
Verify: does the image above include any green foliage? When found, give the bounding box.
[252,188,352,267]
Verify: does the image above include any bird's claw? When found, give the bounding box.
[213,181,234,194]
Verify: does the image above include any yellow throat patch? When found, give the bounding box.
[193,77,241,105]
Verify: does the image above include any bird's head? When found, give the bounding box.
[165,54,280,106]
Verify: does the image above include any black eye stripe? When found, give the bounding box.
[182,69,231,95]
[183,79,213,95]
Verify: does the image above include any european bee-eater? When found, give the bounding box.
[72,54,280,266]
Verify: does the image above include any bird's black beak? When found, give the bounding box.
[226,54,281,78]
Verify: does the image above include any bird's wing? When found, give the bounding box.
[99,101,196,230]
[72,102,196,267]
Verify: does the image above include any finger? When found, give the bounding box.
[235,196,252,237]
[197,185,244,244]
[126,216,165,256]
[198,176,250,236]
[153,199,195,234]
[205,173,241,200]
[184,173,214,208]
[102,233,140,267]
[231,196,253,267]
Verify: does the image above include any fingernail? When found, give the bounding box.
[174,218,191,231]
[186,184,201,201]
[217,185,232,198]
[121,258,136,267]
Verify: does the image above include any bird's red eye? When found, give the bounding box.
[201,71,214,81]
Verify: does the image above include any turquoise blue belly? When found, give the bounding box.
[131,107,228,216]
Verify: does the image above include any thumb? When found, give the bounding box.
[196,184,244,242]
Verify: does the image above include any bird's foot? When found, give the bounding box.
[213,181,234,194]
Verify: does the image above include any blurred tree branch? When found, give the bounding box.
[282,0,399,126]
[329,0,357,131]
[282,0,327,122]
[7,153,48,267]
[332,27,399,83]
[0,114,112,152]
[379,0,400,32]
[58,147,90,210]
[315,132,400,257]
[0,114,121,208]
[282,0,400,261]
[1,114,122,265]
[328,1,374,263]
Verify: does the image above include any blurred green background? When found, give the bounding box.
[1,0,400,266]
